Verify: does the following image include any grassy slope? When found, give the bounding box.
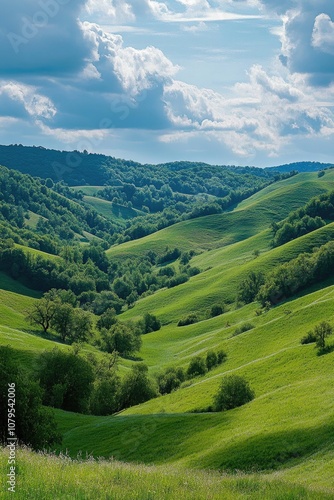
[106,171,334,260]
[15,244,60,262]
[118,222,334,325]
[82,195,141,224]
[51,282,334,495]
[0,274,135,376]
[2,171,334,496]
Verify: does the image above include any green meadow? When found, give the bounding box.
[1,171,334,497]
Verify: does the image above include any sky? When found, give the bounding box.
[0,0,334,167]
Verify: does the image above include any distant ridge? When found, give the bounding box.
[0,144,332,181]
[266,161,334,173]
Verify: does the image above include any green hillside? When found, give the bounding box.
[2,160,334,498]
[106,171,334,260]
[45,281,334,496]
[82,195,141,223]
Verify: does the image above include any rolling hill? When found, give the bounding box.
[1,158,334,498]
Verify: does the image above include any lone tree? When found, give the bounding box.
[26,297,56,333]
[213,375,254,412]
[314,321,333,351]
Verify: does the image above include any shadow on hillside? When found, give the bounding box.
[122,354,143,362]
[0,272,42,299]
[22,328,61,343]
[271,275,334,310]
[201,420,334,472]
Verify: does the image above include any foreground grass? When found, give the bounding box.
[0,448,331,500]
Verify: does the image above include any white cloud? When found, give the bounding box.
[81,21,179,95]
[312,14,334,55]
[84,0,135,23]
[0,82,56,119]
[255,1,334,85]
[37,121,109,143]
[162,65,334,157]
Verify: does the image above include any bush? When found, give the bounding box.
[300,331,317,345]
[233,322,254,336]
[167,274,189,288]
[142,313,161,334]
[158,247,181,264]
[157,367,185,394]
[38,348,94,414]
[90,371,120,416]
[206,350,218,370]
[187,356,207,378]
[120,364,158,409]
[96,308,117,331]
[314,321,333,351]
[177,314,198,327]
[100,322,142,356]
[213,375,254,412]
[210,304,224,317]
[217,350,227,364]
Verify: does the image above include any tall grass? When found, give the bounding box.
[0,447,331,499]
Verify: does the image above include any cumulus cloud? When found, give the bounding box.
[163,65,334,157]
[0,0,91,75]
[0,3,179,133]
[0,0,333,164]
[0,82,56,120]
[312,14,334,55]
[83,0,261,24]
[254,0,334,85]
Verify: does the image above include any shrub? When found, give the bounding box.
[38,348,94,414]
[314,321,333,351]
[233,322,254,336]
[100,323,142,357]
[177,314,198,327]
[142,313,161,334]
[187,356,207,378]
[96,308,117,331]
[206,350,218,370]
[238,271,265,304]
[213,375,254,411]
[300,331,317,345]
[210,304,224,317]
[167,274,189,288]
[120,364,158,409]
[157,367,185,395]
[0,346,61,449]
[217,350,227,364]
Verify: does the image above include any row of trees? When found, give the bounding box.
[0,239,197,314]
[157,350,227,395]
[272,189,334,247]
[26,289,161,355]
[238,240,334,307]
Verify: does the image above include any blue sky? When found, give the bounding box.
[0,0,334,167]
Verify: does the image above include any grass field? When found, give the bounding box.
[1,448,331,500]
[47,282,334,480]
[2,171,334,497]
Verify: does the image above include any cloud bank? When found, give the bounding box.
[0,0,333,164]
